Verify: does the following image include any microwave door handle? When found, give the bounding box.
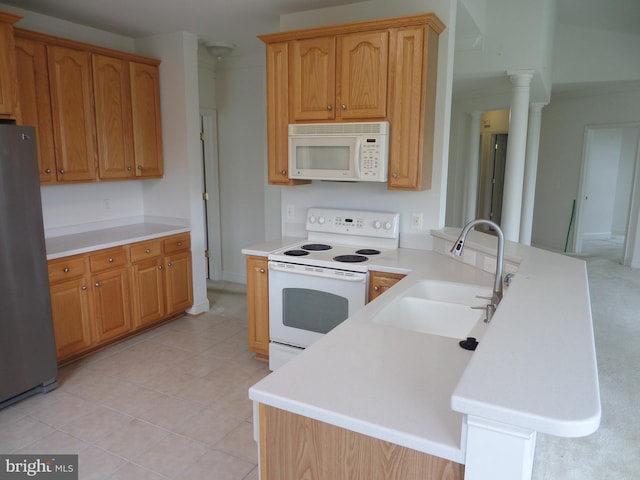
[353,138,362,179]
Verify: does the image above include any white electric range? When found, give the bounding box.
[267,207,400,370]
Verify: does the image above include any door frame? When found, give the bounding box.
[573,122,640,263]
[201,110,223,280]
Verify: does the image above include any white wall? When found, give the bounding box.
[533,84,640,252]
[278,0,457,251]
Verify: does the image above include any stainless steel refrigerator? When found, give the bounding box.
[0,124,57,408]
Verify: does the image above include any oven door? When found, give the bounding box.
[268,260,367,350]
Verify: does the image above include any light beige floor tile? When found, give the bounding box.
[135,433,209,478]
[78,446,127,480]
[105,462,167,480]
[243,467,260,480]
[174,404,245,447]
[0,417,55,452]
[15,429,89,454]
[94,418,169,461]
[175,449,255,480]
[101,386,160,417]
[213,421,258,463]
[24,393,100,429]
[135,394,202,431]
[60,371,138,405]
[147,330,219,354]
[60,406,132,443]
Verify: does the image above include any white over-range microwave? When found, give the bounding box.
[288,121,389,182]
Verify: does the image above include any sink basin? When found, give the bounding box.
[372,279,492,339]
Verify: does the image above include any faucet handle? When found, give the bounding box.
[471,303,496,323]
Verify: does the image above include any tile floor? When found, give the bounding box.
[0,283,269,480]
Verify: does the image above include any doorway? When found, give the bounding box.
[573,124,640,264]
[477,133,508,229]
[201,111,222,280]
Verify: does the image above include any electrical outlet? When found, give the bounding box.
[285,204,295,221]
[103,198,111,211]
[410,212,423,230]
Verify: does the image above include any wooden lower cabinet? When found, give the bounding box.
[368,270,407,302]
[246,255,269,361]
[259,404,464,480]
[48,233,193,363]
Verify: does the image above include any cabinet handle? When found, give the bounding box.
[137,166,143,170]
[177,242,182,247]
[63,267,70,273]
[327,105,332,111]
[145,248,151,253]
[341,104,347,110]
[259,268,265,273]
[45,168,52,174]
[59,169,65,174]
[281,169,287,175]
[167,262,173,268]
[81,285,87,291]
[108,258,114,263]
[95,282,101,287]
[158,265,163,270]
[127,166,132,171]
[392,172,398,178]
[373,286,380,291]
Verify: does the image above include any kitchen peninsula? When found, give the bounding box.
[248,228,601,480]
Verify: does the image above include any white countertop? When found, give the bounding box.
[246,230,601,462]
[46,221,190,259]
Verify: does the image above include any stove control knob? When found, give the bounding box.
[317,216,326,225]
[373,220,382,229]
[384,221,393,230]
[308,215,317,224]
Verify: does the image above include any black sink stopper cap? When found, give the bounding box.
[459,337,478,351]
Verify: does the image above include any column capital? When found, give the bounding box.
[529,102,547,112]
[506,69,535,86]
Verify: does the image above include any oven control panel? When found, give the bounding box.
[306,208,400,239]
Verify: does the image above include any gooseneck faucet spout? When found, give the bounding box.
[451,219,505,308]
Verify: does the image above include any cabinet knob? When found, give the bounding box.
[45,168,52,174]
[177,242,182,247]
[63,267,70,273]
[108,258,114,263]
[59,169,65,174]
[167,262,173,268]
[95,282,101,287]
[127,166,132,171]
[81,285,88,291]
[158,265,163,270]
[373,286,380,291]
[138,165,143,170]
[259,268,265,273]
[391,172,398,178]
[327,105,333,111]
[281,169,287,175]
[341,104,347,110]
[145,248,151,253]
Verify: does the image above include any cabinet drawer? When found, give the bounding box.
[130,240,163,262]
[89,247,128,272]
[48,255,87,283]
[163,234,190,254]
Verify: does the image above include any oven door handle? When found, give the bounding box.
[268,261,367,282]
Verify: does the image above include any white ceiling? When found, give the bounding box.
[4,0,639,58]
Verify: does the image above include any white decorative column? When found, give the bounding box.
[501,71,534,242]
[465,111,482,223]
[519,103,546,245]
[464,416,537,480]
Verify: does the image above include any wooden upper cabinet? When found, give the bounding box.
[290,36,336,121]
[130,62,163,178]
[47,45,98,182]
[0,12,20,120]
[290,31,388,121]
[92,54,135,180]
[14,36,57,184]
[337,30,388,119]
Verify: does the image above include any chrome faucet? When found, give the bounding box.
[450,219,505,322]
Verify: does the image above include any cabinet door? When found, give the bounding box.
[164,251,193,315]
[387,26,437,191]
[14,36,57,184]
[130,62,163,178]
[246,255,269,360]
[92,54,135,179]
[92,266,133,343]
[0,14,20,118]
[47,45,97,182]
[337,31,388,119]
[131,257,166,327]
[367,271,406,303]
[49,277,93,361]
[290,36,336,121]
